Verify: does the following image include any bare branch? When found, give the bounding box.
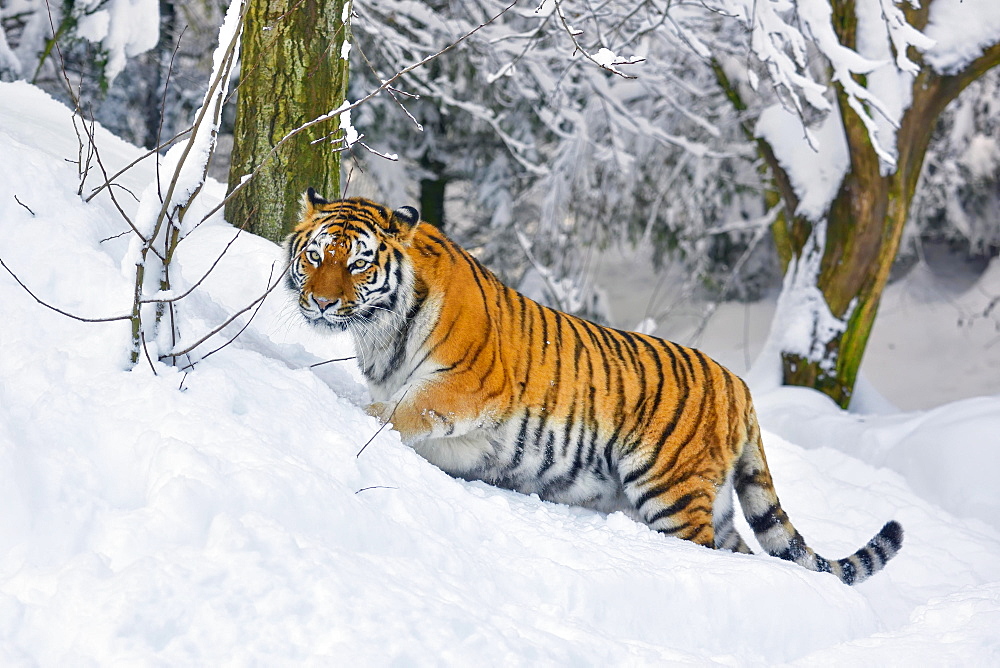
[357,388,410,458]
[0,255,130,323]
[310,357,357,368]
[13,195,35,216]
[140,332,159,375]
[165,260,289,359]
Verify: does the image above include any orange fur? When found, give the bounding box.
[286,193,903,584]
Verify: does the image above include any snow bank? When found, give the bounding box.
[756,387,1000,533]
[2,82,1000,664]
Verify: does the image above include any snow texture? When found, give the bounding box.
[755,103,849,222]
[746,228,850,385]
[922,0,1000,75]
[75,0,160,82]
[1,81,1000,664]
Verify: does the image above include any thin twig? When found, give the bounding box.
[309,356,357,368]
[0,255,131,323]
[13,195,35,216]
[356,420,392,459]
[155,27,188,205]
[166,259,290,359]
[140,331,159,375]
[355,486,398,494]
[357,388,410,458]
[100,230,132,243]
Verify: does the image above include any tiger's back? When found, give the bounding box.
[287,193,903,585]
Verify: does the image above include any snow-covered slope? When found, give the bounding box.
[2,82,999,664]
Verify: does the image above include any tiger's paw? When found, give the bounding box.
[365,401,392,423]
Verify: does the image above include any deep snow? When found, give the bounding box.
[2,82,1000,665]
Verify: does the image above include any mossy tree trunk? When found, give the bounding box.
[718,4,1000,408]
[226,0,351,241]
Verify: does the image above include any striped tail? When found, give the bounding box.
[734,421,904,585]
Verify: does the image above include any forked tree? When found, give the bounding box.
[714,0,1000,406]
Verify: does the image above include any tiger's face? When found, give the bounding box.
[286,191,419,331]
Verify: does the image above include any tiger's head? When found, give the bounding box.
[285,189,420,331]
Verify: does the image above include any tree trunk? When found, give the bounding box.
[225,0,351,241]
[777,41,1000,407]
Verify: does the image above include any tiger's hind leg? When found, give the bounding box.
[617,451,718,548]
[712,469,753,554]
[617,449,753,552]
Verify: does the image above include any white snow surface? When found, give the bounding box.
[922,0,1000,75]
[755,103,849,222]
[2,82,1000,664]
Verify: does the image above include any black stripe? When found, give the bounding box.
[646,494,695,526]
[538,430,557,477]
[870,540,887,566]
[857,549,874,577]
[748,504,781,534]
[657,522,691,536]
[508,411,532,471]
[578,320,612,394]
[621,453,656,486]
[634,482,676,511]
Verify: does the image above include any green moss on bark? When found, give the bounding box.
[226,0,351,242]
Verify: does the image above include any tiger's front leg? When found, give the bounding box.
[365,398,495,477]
[365,395,470,445]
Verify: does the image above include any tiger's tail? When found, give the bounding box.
[733,418,903,585]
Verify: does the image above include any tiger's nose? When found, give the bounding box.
[314,296,334,309]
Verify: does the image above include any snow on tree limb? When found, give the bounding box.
[922,0,1000,75]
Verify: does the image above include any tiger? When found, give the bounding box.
[286,191,903,585]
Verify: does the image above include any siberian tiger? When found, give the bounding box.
[286,191,903,585]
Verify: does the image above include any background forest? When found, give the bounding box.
[5,0,999,407]
[4,0,999,321]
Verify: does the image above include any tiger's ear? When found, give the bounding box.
[393,206,419,227]
[301,188,329,217]
[307,188,329,205]
[388,205,420,242]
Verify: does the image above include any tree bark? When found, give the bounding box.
[226,0,351,241]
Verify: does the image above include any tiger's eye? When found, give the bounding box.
[350,259,370,273]
[306,249,322,265]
